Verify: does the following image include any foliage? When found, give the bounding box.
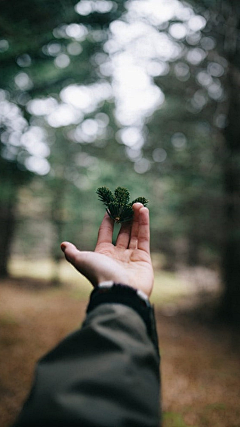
[96,186,148,223]
[1,0,240,322]
[179,0,240,322]
[0,0,128,277]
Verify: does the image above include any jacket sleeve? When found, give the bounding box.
[12,287,161,427]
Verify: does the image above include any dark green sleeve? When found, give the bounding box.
[12,301,161,427]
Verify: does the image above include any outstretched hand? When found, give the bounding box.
[61,203,154,298]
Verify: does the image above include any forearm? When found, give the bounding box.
[12,286,161,427]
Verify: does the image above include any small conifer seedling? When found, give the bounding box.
[96,186,148,223]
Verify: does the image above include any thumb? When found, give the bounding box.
[61,241,79,265]
[61,241,98,286]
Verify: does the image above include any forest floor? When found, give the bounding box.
[0,275,240,427]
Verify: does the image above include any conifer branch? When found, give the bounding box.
[96,186,148,223]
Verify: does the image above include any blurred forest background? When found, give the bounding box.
[1,0,240,325]
[1,1,240,426]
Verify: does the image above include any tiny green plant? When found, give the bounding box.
[96,186,148,223]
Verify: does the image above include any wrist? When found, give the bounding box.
[98,281,150,303]
[87,282,159,356]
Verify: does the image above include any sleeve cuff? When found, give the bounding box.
[86,283,159,356]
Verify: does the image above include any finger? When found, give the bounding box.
[61,241,80,265]
[129,203,142,249]
[115,221,131,248]
[137,207,150,253]
[61,242,98,286]
[96,213,114,246]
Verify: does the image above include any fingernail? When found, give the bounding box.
[61,243,66,252]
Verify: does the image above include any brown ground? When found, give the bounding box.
[0,279,239,427]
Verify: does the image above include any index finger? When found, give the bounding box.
[96,212,114,246]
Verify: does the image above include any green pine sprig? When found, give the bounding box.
[96,186,148,223]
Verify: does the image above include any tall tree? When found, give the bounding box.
[148,0,240,323]
[187,0,240,323]
[0,0,127,277]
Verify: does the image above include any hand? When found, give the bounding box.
[61,203,154,298]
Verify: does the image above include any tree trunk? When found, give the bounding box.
[221,64,240,324]
[50,177,66,286]
[0,197,16,277]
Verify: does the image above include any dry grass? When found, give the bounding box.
[0,276,239,427]
[158,312,240,427]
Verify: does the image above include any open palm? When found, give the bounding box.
[61,203,154,298]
